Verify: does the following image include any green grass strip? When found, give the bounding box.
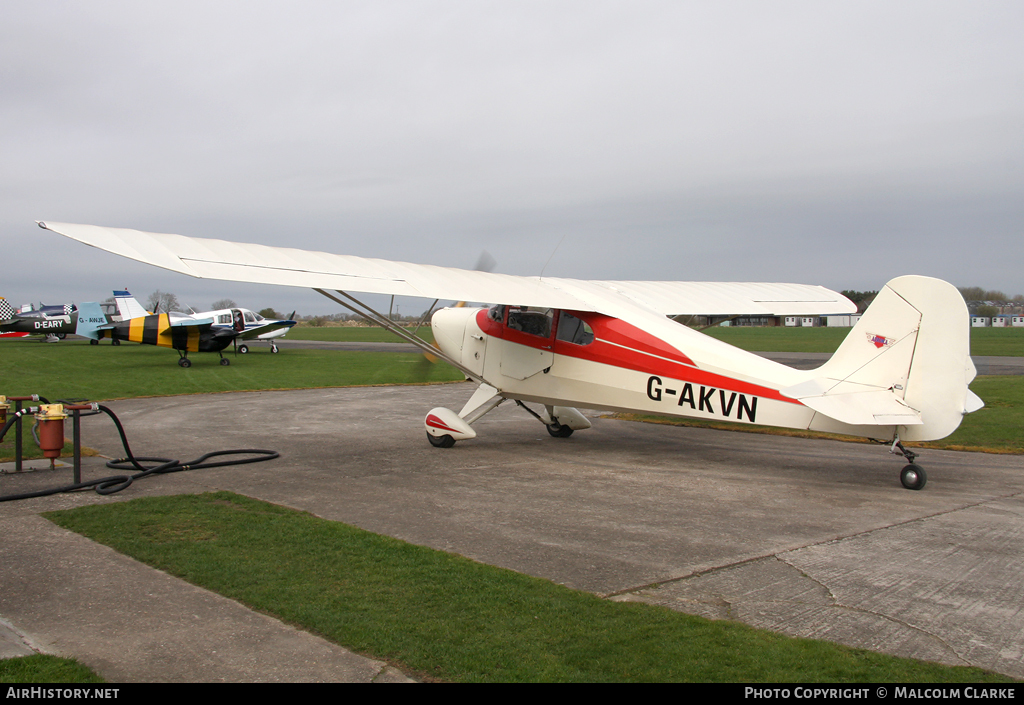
[45,493,1013,683]
[0,655,104,684]
[0,340,461,402]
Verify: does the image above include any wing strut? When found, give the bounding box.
[313,288,485,384]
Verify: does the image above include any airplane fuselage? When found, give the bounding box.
[100,313,235,352]
[0,310,78,337]
[432,305,883,441]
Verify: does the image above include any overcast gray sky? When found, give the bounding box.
[2,1,1022,315]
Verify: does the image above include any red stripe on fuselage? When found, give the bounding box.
[475,308,799,405]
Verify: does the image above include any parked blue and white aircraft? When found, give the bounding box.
[190,306,297,353]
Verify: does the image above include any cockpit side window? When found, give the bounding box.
[507,306,554,338]
[556,312,594,345]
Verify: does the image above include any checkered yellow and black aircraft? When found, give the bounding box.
[1,297,81,340]
[75,302,241,367]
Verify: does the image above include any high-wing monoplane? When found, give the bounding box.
[39,221,984,489]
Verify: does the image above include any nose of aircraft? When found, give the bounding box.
[431,306,478,360]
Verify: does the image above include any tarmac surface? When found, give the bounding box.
[1,382,1022,682]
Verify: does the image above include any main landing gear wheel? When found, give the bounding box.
[900,464,927,491]
[89,339,98,345]
[112,338,120,346]
[270,344,279,353]
[427,432,456,448]
[546,423,574,438]
[220,358,230,366]
[238,344,249,354]
[178,358,192,368]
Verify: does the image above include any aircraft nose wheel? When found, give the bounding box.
[427,432,456,448]
[900,464,927,490]
[546,423,574,438]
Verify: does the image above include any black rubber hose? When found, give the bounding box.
[0,404,278,502]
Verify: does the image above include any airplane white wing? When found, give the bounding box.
[38,222,855,317]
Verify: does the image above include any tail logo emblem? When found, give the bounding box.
[867,333,893,349]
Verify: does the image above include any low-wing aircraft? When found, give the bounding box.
[190,306,297,353]
[111,290,295,353]
[38,221,984,489]
[0,297,78,340]
[75,300,240,367]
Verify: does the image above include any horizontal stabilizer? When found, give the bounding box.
[782,380,923,426]
[965,390,985,414]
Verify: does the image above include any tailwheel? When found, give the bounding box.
[427,432,456,448]
[546,423,574,438]
[900,464,927,491]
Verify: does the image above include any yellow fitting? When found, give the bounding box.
[35,403,67,421]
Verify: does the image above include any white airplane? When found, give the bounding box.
[38,221,983,490]
[189,306,297,354]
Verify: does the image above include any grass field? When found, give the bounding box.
[0,655,104,684]
[0,338,460,401]
[42,492,1015,683]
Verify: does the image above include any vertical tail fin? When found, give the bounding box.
[0,297,16,321]
[75,302,109,340]
[812,275,980,441]
[113,290,150,320]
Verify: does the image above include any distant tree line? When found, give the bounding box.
[840,290,878,313]
[957,287,1024,303]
